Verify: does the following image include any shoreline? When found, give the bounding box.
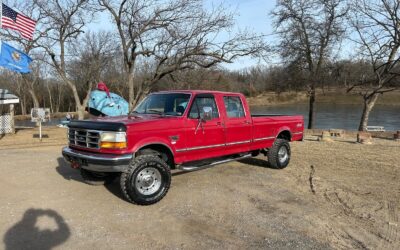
[246,90,400,106]
[11,90,400,120]
[1,127,398,146]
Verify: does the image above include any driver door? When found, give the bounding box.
[183,94,226,162]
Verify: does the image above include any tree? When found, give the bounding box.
[348,0,400,131]
[99,0,265,109]
[271,0,348,128]
[34,0,94,119]
[68,31,118,97]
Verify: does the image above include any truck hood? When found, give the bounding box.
[68,114,178,132]
[92,114,175,125]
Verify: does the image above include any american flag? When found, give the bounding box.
[1,4,36,40]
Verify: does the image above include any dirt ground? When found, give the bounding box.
[0,127,399,249]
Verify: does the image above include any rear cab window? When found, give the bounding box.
[223,96,246,118]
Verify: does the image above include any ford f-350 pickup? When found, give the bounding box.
[62,90,304,205]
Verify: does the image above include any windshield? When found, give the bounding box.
[133,93,191,116]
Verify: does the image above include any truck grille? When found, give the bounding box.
[68,128,100,149]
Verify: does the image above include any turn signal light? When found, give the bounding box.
[100,141,127,149]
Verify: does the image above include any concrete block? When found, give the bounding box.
[329,129,345,138]
[320,131,333,142]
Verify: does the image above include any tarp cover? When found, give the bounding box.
[87,90,129,116]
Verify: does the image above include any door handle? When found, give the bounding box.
[217,122,223,126]
[243,121,251,124]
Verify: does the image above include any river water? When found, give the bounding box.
[16,103,399,131]
[251,103,400,131]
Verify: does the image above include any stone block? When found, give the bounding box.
[329,129,345,138]
[320,131,333,142]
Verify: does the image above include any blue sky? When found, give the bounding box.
[89,0,276,71]
[206,0,277,70]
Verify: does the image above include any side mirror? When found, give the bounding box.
[202,106,213,121]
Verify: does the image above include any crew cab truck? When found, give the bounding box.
[62,90,304,205]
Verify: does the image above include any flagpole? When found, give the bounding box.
[0,0,2,28]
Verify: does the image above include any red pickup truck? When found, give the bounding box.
[62,90,304,205]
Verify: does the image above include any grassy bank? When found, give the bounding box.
[247,89,400,106]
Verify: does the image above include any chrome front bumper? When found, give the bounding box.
[62,147,132,172]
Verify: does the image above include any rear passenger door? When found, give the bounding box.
[183,94,226,161]
[223,95,252,154]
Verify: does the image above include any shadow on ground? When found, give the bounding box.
[238,158,279,169]
[3,208,70,250]
[56,157,82,182]
[56,157,126,202]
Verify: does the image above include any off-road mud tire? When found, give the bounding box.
[120,155,171,205]
[267,139,291,169]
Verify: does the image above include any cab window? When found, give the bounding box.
[224,96,245,118]
[188,96,219,119]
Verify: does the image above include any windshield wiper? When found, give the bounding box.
[146,109,164,115]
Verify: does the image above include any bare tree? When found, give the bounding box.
[348,0,400,131]
[99,0,265,109]
[68,31,118,97]
[272,0,348,128]
[34,0,94,119]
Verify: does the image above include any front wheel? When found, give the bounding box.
[120,155,171,205]
[267,139,291,169]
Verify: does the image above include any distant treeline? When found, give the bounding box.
[1,59,393,115]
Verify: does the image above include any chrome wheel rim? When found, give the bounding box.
[278,146,288,164]
[135,167,162,195]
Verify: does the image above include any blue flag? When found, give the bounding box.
[0,42,32,73]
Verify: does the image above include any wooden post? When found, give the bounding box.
[10,104,15,134]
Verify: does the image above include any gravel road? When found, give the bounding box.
[0,127,398,249]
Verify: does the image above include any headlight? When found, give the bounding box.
[100,132,127,149]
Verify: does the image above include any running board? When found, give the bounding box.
[179,154,252,172]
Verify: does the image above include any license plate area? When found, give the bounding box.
[69,156,88,166]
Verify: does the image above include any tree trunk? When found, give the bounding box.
[358,93,380,131]
[47,84,54,113]
[19,99,26,116]
[75,82,93,120]
[128,73,135,110]
[28,89,40,108]
[307,86,316,129]
[76,105,86,120]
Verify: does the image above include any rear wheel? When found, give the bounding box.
[80,168,118,185]
[120,155,171,205]
[267,139,291,169]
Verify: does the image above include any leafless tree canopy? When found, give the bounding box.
[348,0,400,130]
[99,0,265,107]
[271,0,348,129]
